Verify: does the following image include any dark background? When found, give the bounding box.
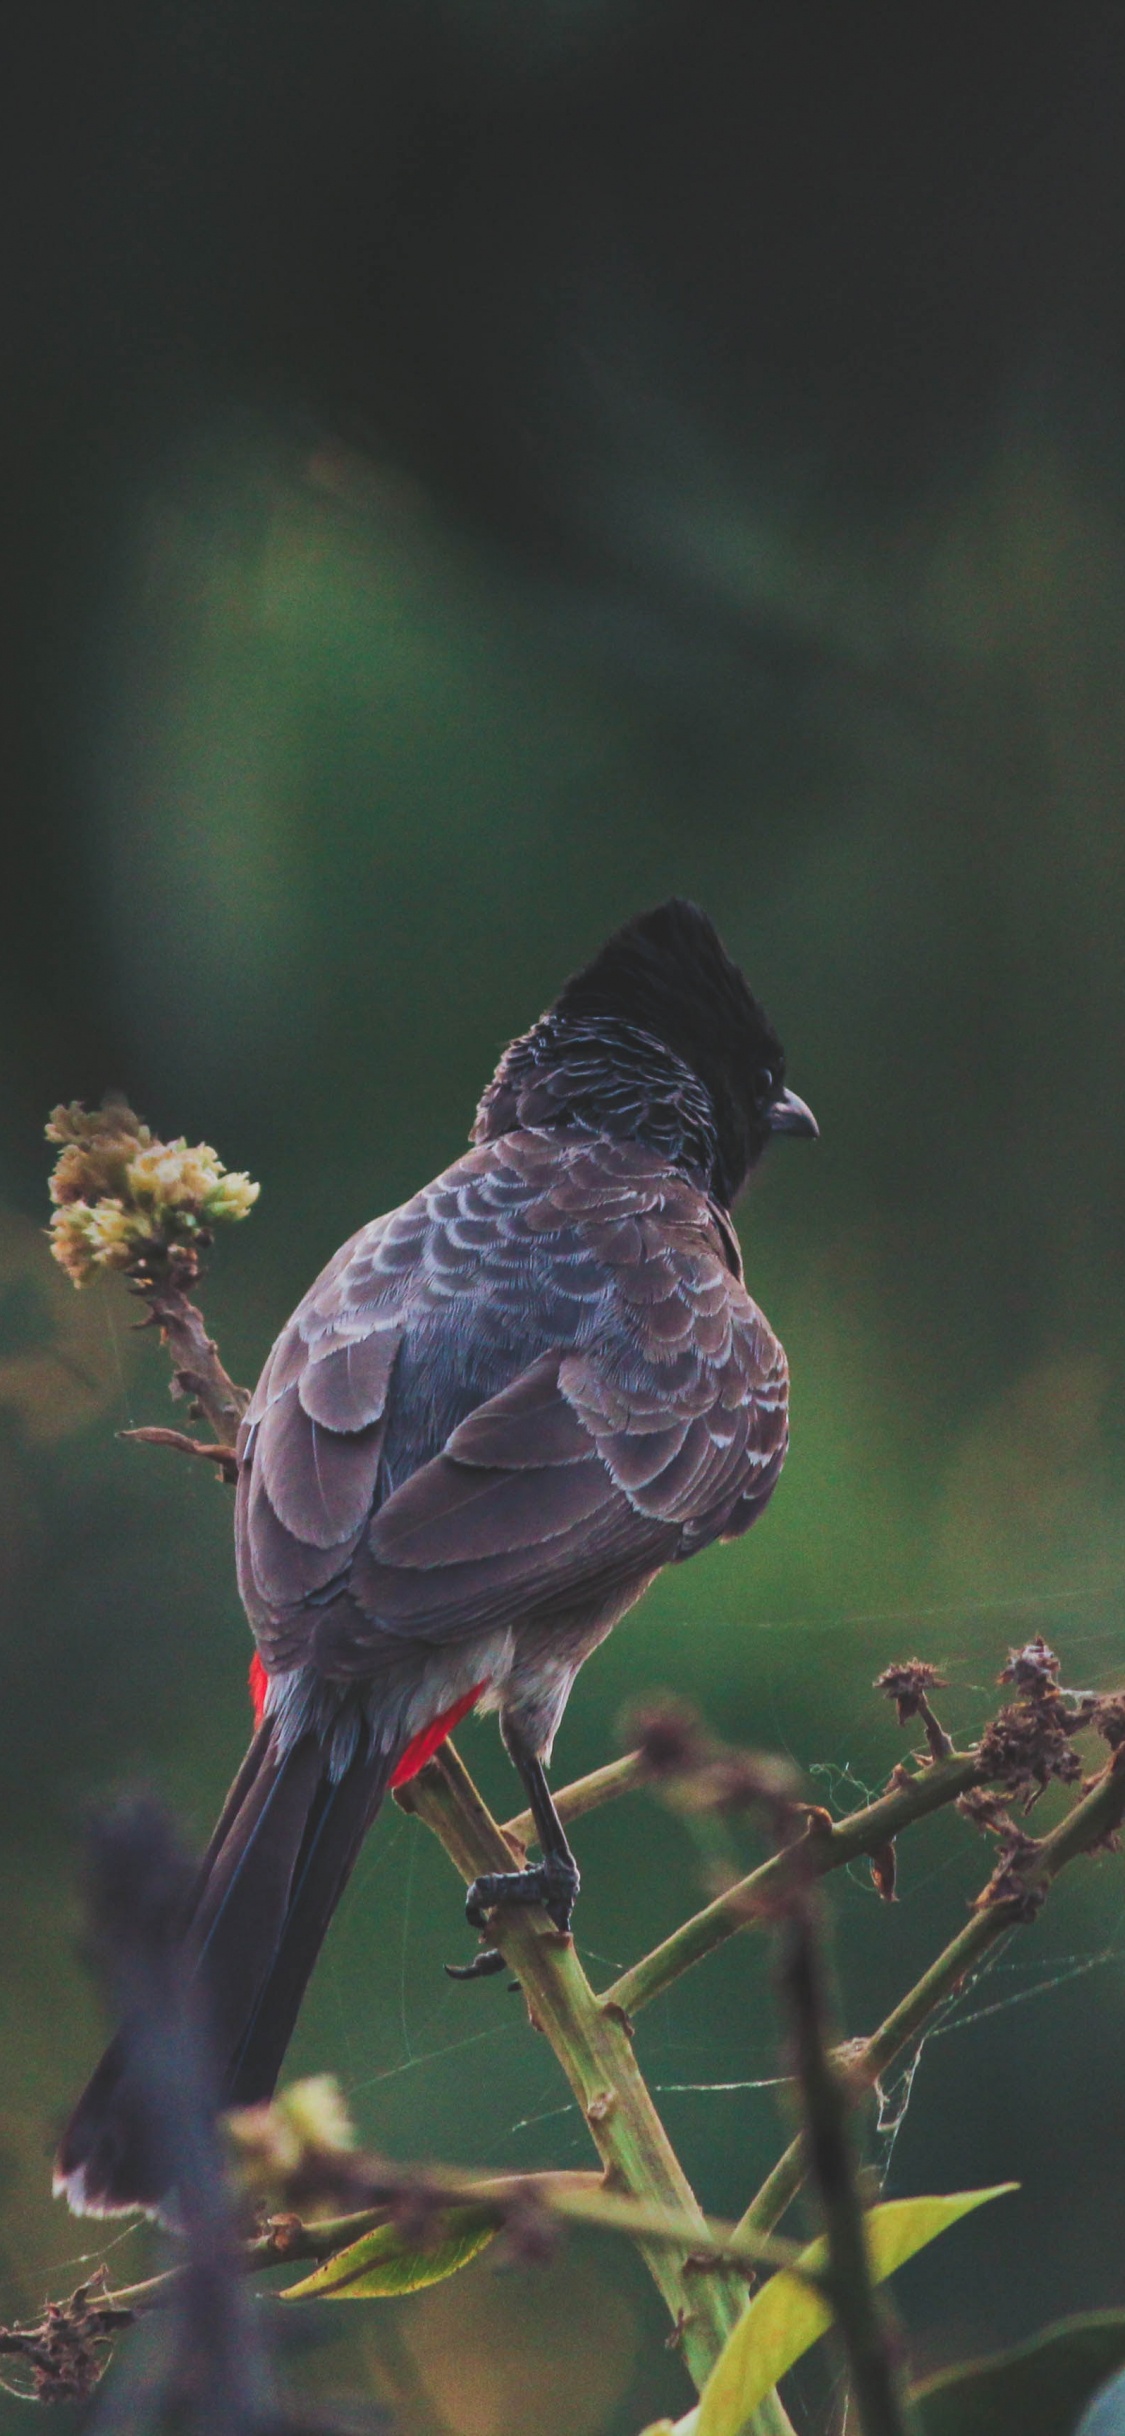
[3,5,1125,2428]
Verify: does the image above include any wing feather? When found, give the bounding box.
[235,1134,790,1682]
[298,1327,401,1432]
[241,1463,349,1613]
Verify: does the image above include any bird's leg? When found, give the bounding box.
[468,1738,581,1932]
[445,1728,580,1981]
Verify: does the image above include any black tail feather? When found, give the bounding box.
[223,1746,390,2107]
[55,1727,394,2218]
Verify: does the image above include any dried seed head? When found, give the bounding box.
[973,1824,1046,1922]
[978,1697,1082,1811]
[0,2279,132,2405]
[999,1638,1061,1696]
[1091,1695,1125,1751]
[874,1660,948,1727]
[956,1787,1015,1836]
[622,1695,713,1781]
[683,1749,805,1820]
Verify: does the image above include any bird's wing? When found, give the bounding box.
[318,1141,789,1667]
[236,1132,789,1677]
[234,1206,413,1636]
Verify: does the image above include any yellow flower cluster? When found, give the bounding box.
[47,1099,260,1286]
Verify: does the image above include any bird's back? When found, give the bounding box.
[235,1128,788,1697]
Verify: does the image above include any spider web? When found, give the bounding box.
[28,1576,1120,2340]
[320,1578,1125,2213]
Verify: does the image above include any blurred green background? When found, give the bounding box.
[3,4,1125,2428]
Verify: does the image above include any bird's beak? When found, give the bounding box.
[767,1087,819,1139]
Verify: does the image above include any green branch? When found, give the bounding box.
[735,1749,1125,2245]
[397,1742,798,2434]
[103,2174,817,2322]
[601,1749,983,2020]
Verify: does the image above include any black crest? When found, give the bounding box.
[556,901,781,1087]
[477,900,794,1205]
[555,901,787,1198]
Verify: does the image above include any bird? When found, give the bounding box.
[55,897,817,2219]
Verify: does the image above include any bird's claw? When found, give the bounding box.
[464,1851,580,1935]
[444,1946,508,1980]
[445,1851,580,1980]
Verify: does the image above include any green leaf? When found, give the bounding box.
[912,2310,1125,2436]
[281,2201,501,2299]
[692,2185,1016,2436]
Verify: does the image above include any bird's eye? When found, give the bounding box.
[755,1066,775,1098]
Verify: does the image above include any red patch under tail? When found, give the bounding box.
[248,1656,483,1783]
[249,1652,269,1728]
[390,1685,487,1787]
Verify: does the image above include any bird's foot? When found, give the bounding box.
[444,1945,508,1981]
[444,1853,580,1980]
[465,1851,580,1935]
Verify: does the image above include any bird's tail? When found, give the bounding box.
[54,1722,394,2219]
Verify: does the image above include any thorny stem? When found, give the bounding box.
[736,1748,1125,2244]
[119,1424,241,1472]
[601,1749,984,2020]
[127,1272,248,1467]
[779,1905,917,2436]
[397,1742,798,2433]
[913,1694,953,1764]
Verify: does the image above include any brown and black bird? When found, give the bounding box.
[56,899,816,2218]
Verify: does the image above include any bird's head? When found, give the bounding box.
[553,899,817,1202]
[475,899,816,1207]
